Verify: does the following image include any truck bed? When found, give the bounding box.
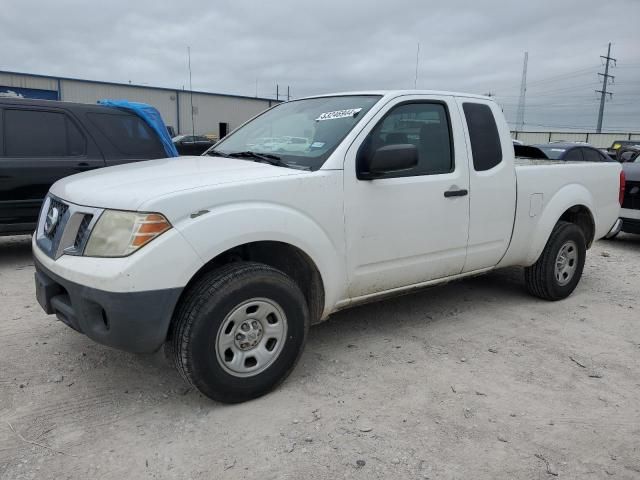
[498,160,621,267]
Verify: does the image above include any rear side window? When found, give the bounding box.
[462,103,502,171]
[564,148,583,161]
[87,112,162,156]
[4,109,85,157]
[583,148,603,162]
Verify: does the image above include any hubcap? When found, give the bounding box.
[554,240,578,286]
[215,298,287,377]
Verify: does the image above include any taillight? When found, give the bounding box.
[619,170,626,206]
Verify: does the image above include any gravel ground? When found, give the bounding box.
[1,233,639,480]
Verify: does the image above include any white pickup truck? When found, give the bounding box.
[33,91,623,403]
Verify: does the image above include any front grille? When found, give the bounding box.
[45,198,69,240]
[622,180,640,210]
[36,196,102,259]
[74,214,94,250]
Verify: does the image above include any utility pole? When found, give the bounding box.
[187,46,195,137]
[414,42,420,89]
[287,85,290,101]
[596,42,616,133]
[276,84,279,101]
[515,52,528,131]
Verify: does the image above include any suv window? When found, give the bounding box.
[564,148,583,161]
[3,109,85,157]
[462,103,502,171]
[87,112,162,156]
[358,102,453,177]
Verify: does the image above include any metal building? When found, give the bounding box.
[0,70,278,139]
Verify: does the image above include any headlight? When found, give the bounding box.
[84,210,171,257]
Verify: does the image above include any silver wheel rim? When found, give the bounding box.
[215,298,288,377]
[554,240,578,286]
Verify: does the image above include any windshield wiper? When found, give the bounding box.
[227,151,310,170]
[228,151,281,161]
[204,149,230,157]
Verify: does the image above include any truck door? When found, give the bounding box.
[344,95,470,298]
[456,99,517,272]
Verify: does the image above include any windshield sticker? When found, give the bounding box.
[311,142,325,148]
[315,108,362,121]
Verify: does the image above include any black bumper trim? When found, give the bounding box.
[34,258,183,353]
[621,217,640,235]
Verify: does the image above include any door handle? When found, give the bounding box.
[444,188,468,198]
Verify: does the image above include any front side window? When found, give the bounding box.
[4,109,69,157]
[462,102,502,171]
[357,102,453,177]
[211,95,381,170]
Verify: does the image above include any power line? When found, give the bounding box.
[526,66,600,86]
[596,42,616,133]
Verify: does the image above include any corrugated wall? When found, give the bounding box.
[512,131,640,148]
[1,72,274,137]
[61,80,179,129]
[0,72,58,91]
[177,91,272,138]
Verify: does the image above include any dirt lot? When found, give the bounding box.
[1,234,639,480]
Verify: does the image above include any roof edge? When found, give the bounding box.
[0,69,280,103]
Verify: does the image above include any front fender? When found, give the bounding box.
[525,184,595,265]
[173,202,346,313]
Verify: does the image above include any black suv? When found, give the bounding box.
[0,98,168,235]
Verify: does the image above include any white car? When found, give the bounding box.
[33,91,622,403]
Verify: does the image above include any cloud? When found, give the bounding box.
[1,0,638,131]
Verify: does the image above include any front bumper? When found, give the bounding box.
[34,258,182,353]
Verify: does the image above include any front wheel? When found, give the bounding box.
[167,262,310,403]
[524,221,586,301]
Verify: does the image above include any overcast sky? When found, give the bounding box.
[2,0,639,132]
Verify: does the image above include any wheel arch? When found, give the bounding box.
[179,240,326,324]
[525,184,596,265]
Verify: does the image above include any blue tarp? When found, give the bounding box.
[97,99,179,157]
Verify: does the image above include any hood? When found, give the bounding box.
[622,162,640,182]
[50,156,306,210]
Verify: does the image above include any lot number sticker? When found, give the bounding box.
[316,108,362,121]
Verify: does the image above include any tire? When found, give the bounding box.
[166,262,310,403]
[524,221,586,301]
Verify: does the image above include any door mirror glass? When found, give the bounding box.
[366,144,418,176]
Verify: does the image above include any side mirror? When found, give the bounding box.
[361,144,418,179]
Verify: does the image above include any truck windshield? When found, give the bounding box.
[208,95,381,170]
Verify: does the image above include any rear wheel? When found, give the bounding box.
[524,221,586,301]
[167,262,309,403]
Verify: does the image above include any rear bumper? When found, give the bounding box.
[621,217,640,235]
[605,218,623,238]
[34,258,182,353]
